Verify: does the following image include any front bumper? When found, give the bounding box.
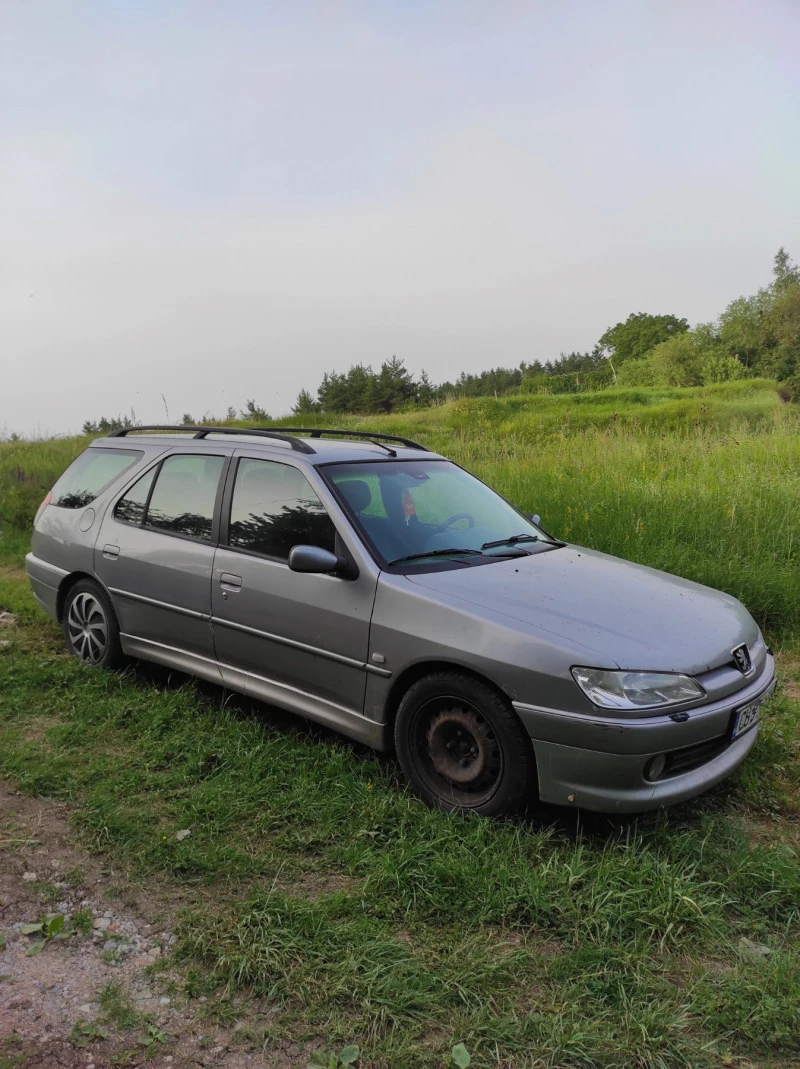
[513,655,776,813]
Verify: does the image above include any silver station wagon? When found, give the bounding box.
[26,426,775,817]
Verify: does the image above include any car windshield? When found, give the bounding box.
[324,459,553,566]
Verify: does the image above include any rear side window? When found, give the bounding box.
[51,448,143,509]
[144,454,224,541]
[228,458,336,559]
[114,466,156,525]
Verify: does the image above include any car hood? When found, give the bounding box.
[405,545,759,675]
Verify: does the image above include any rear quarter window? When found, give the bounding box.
[50,448,143,509]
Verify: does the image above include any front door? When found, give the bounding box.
[211,455,377,720]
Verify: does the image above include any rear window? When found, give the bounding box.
[51,448,143,509]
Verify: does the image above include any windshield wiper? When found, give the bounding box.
[482,532,566,550]
[481,533,540,549]
[388,547,484,566]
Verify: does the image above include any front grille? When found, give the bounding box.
[661,734,730,778]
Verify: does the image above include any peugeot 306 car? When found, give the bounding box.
[26,425,775,817]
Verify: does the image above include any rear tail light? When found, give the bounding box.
[34,490,53,526]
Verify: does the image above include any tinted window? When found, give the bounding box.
[51,449,142,509]
[114,466,156,525]
[145,455,224,541]
[228,458,336,559]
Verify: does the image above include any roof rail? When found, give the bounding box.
[107,424,429,454]
[264,427,429,451]
[107,425,316,454]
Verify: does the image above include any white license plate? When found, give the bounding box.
[732,699,761,739]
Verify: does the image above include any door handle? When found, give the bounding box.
[219,572,243,590]
[103,544,120,559]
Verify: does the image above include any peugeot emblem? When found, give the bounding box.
[731,644,752,675]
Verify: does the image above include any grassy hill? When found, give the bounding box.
[1,378,799,1065]
[4,379,799,632]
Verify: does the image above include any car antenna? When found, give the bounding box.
[368,440,397,457]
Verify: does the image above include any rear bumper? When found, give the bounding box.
[25,552,66,621]
[513,656,776,813]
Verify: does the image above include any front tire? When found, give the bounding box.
[394,671,537,817]
[63,579,124,669]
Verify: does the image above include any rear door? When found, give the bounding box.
[211,454,378,716]
[95,451,228,669]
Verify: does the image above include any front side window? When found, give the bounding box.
[143,454,224,540]
[51,448,142,509]
[326,460,552,566]
[228,458,336,559]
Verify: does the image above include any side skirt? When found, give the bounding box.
[120,633,385,750]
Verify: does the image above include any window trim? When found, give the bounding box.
[112,452,231,547]
[220,455,339,565]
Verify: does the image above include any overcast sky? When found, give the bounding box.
[2,1,799,435]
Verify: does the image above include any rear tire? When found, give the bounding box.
[394,671,537,817]
[63,579,124,669]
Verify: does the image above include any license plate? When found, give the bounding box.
[732,699,761,739]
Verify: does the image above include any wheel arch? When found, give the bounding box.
[56,571,111,621]
[382,659,517,752]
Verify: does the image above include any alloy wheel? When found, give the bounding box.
[66,591,108,664]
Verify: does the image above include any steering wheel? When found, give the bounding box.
[432,512,476,535]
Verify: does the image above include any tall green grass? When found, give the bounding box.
[0,606,798,1066]
[3,379,798,633]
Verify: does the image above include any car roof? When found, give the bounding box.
[90,429,443,466]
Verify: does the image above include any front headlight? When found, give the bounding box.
[571,667,704,710]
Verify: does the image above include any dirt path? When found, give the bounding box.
[0,782,306,1069]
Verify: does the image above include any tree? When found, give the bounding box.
[648,334,704,387]
[416,369,436,405]
[718,293,771,367]
[317,365,374,413]
[773,247,800,295]
[292,388,322,415]
[716,249,800,375]
[364,356,417,413]
[761,282,800,381]
[599,313,689,365]
[81,414,135,435]
[241,399,270,422]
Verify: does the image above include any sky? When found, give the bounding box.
[1,1,799,436]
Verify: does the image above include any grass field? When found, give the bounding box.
[1,380,799,1067]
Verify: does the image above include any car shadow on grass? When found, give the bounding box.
[123,655,750,847]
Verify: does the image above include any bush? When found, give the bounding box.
[617,358,656,387]
[627,338,751,389]
[649,334,704,386]
[0,470,48,529]
[778,373,800,402]
[699,354,750,384]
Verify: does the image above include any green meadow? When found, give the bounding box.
[1,379,799,1067]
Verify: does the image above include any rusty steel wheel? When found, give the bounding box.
[425,704,502,793]
[394,671,537,817]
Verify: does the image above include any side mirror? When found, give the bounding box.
[288,545,342,574]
